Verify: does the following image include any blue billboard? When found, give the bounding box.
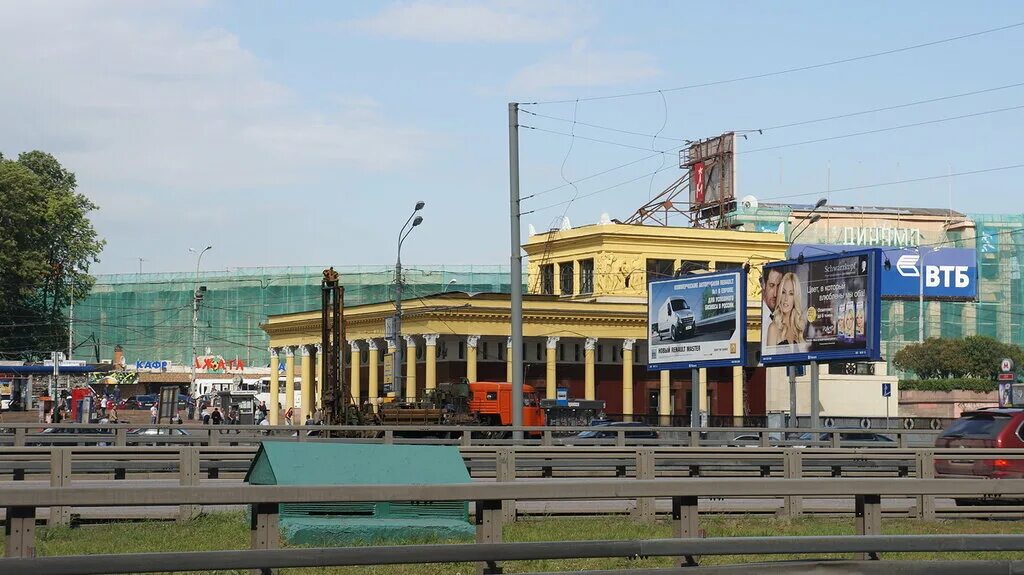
[790,245,977,300]
[648,270,747,370]
[760,249,882,365]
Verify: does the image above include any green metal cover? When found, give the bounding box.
[244,441,471,485]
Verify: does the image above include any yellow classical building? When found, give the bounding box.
[261,222,787,424]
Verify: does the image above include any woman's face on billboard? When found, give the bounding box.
[779,276,796,314]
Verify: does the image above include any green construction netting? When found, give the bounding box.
[74,265,515,367]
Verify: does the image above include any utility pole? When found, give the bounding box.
[509,102,524,437]
[394,204,424,401]
[68,287,74,361]
[189,246,212,397]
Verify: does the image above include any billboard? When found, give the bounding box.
[686,133,735,207]
[760,249,882,365]
[648,270,746,370]
[790,245,977,300]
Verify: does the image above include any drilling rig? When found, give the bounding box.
[320,267,360,426]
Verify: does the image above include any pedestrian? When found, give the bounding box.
[187,398,196,420]
[211,407,223,425]
[304,414,314,426]
[109,405,119,423]
[150,403,158,424]
[99,395,108,417]
[51,404,62,424]
[258,401,268,422]
[284,406,294,426]
[202,410,212,425]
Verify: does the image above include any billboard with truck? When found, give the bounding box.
[760,249,882,365]
[648,270,746,370]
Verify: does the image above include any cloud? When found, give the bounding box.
[512,38,661,92]
[349,1,590,43]
[0,2,431,197]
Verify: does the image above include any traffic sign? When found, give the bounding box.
[1001,358,1015,373]
[881,383,891,398]
[998,373,1015,381]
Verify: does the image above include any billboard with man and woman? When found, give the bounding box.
[760,249,882,365]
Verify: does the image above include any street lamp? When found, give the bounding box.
[442,278,458,293]
[189,246,212,397]
[394,202,425,401]
[789,198,828,247]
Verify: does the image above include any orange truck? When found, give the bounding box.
[378,380,545,432]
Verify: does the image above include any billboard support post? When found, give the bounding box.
[788,366,797,429]
[810,361,820,431]
[690,368,700,429]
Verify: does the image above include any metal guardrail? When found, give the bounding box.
[4,477,1024,574]
[0,422,943,448]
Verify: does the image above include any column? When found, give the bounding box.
[584,337,597,400]
[732,366,744,424]
[299,345,312,423]
[506,337,513,382]
[268,348,280,426]
[659,369,671,426]
[404,335,417,402]
[284,346,296,422]
[622,339,635,422]
[545,336,559,400]
[366,340,379,410]
[314,344,323,411]
[466,335,480,382]
[350,341,361,407]
[424,334,439,392]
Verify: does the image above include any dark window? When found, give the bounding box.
[716,261,743,271]
[540,264,554,295]
[613,345,619,360]
[560,262,574,295]
[647,259,675,284]
[678,260,710,275]
[498,345,505,361]
[416,344,424,360]
[558,344,564,362]
[597,345,604,362]
[827,362,875,376]
[482,341,489,360]
[458,341,465,360]
[580,259,594,294]
[536,343,542,361]
[574,344,580,362]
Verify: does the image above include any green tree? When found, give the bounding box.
[0,152,104,359]
[893,336,1024,380]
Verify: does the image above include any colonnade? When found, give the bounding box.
[268,334,744,423]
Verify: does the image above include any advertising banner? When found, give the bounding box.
[791,244,977,300]
[648,270,746,370]
[760,249,882,365]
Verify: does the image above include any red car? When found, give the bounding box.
[935,408,1024,503]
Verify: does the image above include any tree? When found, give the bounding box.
[893,336,1024,380]
[0,152,104,359]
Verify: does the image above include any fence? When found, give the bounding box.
[5,477,1024,574]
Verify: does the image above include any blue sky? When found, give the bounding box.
[2,1,1022,274]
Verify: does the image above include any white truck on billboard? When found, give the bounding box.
[652,297,696,341]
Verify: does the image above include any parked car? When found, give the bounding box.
[126,427,191,446]
[563,421,659,443]
[934,408,1024,505]
[789,431,895,448]
[119,394,158,410]
[730,434,764,447]
[30,426,114,446]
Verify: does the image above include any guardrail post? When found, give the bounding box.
[759,431,770,448]
[541,430,553,446]
[249,502,279,575]
[634,448,655,523]
[48,448,71,527]
[496,448,516,523]
[615,429,626,447]
[115,428,127,447]
[179,447,200,522]
[4,506,36,557]
[688,429,701,447]
[14,427,25,447]
[461,431,473,447]
[208,428,221,447]
[672,495,700,567]
[898,433,909,449]
[475,499,503,575]
[782,449,802,518]
[855,494,882,560]
[384,429,394,444]
[830,432,841,449]
[915,450,936,520]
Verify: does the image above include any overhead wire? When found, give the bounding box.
[522,21,1024,105]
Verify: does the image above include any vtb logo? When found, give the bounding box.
[895,254,970,287]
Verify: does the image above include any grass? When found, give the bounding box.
[7,513,1024,574]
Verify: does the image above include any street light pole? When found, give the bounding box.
[394,202,425,401]
[190,246,212,397]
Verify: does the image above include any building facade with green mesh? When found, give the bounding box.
[74,265,514,367]
[728,205,1024,374]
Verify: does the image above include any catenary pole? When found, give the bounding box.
[509,102,524,439]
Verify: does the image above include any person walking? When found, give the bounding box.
[99,395,108,417]
[284,406,294,426]
[150,403,158,424]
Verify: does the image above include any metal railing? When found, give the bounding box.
[4,477,1024,574]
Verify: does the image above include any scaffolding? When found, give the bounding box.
[74,265,516,368]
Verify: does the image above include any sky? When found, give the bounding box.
[1,1,1023,275]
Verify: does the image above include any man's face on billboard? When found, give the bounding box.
[763,269,782,311]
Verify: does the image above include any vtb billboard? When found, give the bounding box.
[760,249,882,365]
[791,244,977,300]
[648,270,746,370]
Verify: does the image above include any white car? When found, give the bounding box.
[653,297,696,341]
